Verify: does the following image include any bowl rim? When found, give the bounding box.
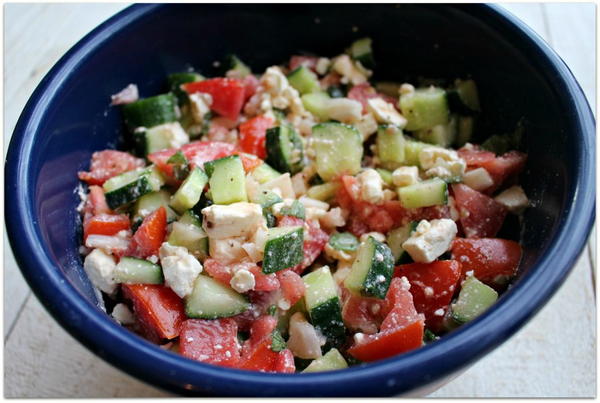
[5,3,595,397]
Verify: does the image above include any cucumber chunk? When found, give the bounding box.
[328,232,359,252]
[450,276,498,323]
[265,125,304,175]
[122,93,178,132]
[262,226,304,274]
[167,72,204,104]
[114,256,163,285]
[133,122,189,156]
[447,79,481,115]
[185,275,250,319]
[167,221,208,260]
[397,178,448,209]
[225,54,252,78]
[251,189,283,208]
[312,122,363,181]
[349,37,374,68]
[103,166,164,210]
[303,266,346,349]
[375,168,393,186]
[279,200,306,220]
[344,236,394,299]
[387,221,418,263]
[414,115,457,148]
[403,137,430,167]
[170,167,208,214]
[306,182,340,202]
[288,66,321,94]
[399,87,449,131]
[376,125,406,170]
[166,151,190,181]
[132,190,178,225]
[301,92,331,121]
[250,163,282,185]
[205,155,247,205]
[302,348,349,373]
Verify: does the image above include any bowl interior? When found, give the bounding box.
[8,4,594,396]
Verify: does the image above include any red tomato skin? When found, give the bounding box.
[458,147,496,166]
[274,349,296,373]
[341,293,386,334]
[347,320,424,362]
[480,151,527,191]
[83,213,130,241]
[451,238,522,285]
[78,150,145,186]
[380,278,422,331]
[348,83,379,114]
[451,183,507,238]
[289,55,319,72]
[183,78,245,121]
[276,270,305,306]
[203,259,279,292]
[238,115,275,159]
[128,206,167,258]
[242,75,260,101]
[238,338,280,371]
[179,318,241,367]
[122,284,185,341]
[394,260,462,331]
[85,185,112,216]
[248,265,280,292]
[277,217,329,274]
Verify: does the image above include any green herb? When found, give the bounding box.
[271,330,287,352]
[167,151,189,180]
[279,200,305,220]
[329,232,359,252]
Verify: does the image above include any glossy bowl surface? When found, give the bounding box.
[5,4,595,397]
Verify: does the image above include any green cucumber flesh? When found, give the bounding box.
[301,92,331,121]
[122,93,178,132]
[279,200,305,220]
[399,87,449,131]
[312,122,363,181]
[376,124,406,170]
[403,137,430,167]
[302,348,349,373]
[114,256,163,285]
[265,125,304,175]
[262,226,304,274]
[226,55,252,78]
[167,222,208,259]
[328,232,359,252]
[344,236,394,299]
[451,276,498,324]
[133,190,178,224]
[447,79,481,115]
[103,166,164,210]
[414,115,457,148]
[397,178,448,209]
[170,167,208,214]
[168,72,204,104]
[206,155,247,205]
[349,37,374,68]
[185,275,250,319]
[288,66,321,95]
[386,221,418,263]
[251,189,283,208]
[250,163,282,185]
[375,168,393,186]
[306,182,340,202]
[455,116,475,147]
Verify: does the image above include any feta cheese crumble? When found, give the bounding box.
[159,242,203,298]
[402,219,457,263]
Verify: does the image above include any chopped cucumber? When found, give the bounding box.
[166,151,190,181]
[403,137,431,167]
[455,115,475,147]
[262,226,304,274]
[303,266,346,349]
[344,236,394,299]
[327,85,346,98]
[114,256,163,285]
[226,54,252,78]
[250,163,282,185]
[301,92,331,121]
[376,125,406,170]
[167,221,208,259]
[179,209,202,227]
[287,66,321,94]
[399,87,449,131]
[279,200,305,220]
[206,155,247,205]
[170,167,208,214]
[397,178,448,209]
[265,125,304,175]
[122,93,178,132]
[133,122,189,156]
[167,72,203,104]
[252,189,283,208]
[349,37,374,68]
[447,79,481,115]
[302,348,348,373]
[185,275,250,319]
[306,182,340,202]
[132,190,178,225]
[103,166,164,210]
[414,115,457,148]
[450,276,498,324]
[387,221,418,263]
[375,168,393,186]
[312,122,363,181]
[328,232,359,252]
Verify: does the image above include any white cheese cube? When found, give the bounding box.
[209,237,248,264]
[202,202,264,239]
[261,173,296,199]
[229,269,256,293]
[495,185,529,214]
[402,219,457,263]
[354,113,379,141]
[319,207,346,230]
[159,242,203,298]
[324,98,363,124]
[286,312,323,359]
[83,249,117,294]
[315,57,331,75]
[188,92,212,124]
[332,55,370,85]
[367,97,407,128]
[152,122,189,149]
[419,146,466,181]
[241,224,269,263]
[392,166,420,187]
[359,232,386,243]
[111,303,135,325]
[463,167,494,191]
[357,168,384,204]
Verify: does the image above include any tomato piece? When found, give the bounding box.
[273,349,296,373]
[458,147,496,166]
[243,315,278,354]
[128,206,167,258]
[238,315,294,373]
[479,151,527,190]
[122,284,185,341]
[242,74,260,101]
[451,238,522,286]
[203,259,279,292]
[203,258,234,284]
[78,150,145,186]
[276,270,305,306]
[179,318,241,367]
[239,338,280,371]
[380,277,422,331]
[451,183,507,238]
[248,265,280,292]
[231,291,276,332]
[348,83,379,114]
[238,115,275,159]
[394,260,462,331]
[289,55,319,72]
[83,185,112,216]
[238,153,263,172]
[183,78,245,121]
[181,141,237,168]
[341,293,385,334]
[277,216,329,274]
[83,213,130,241]
[347,320,424,362]
[320,72,342,88]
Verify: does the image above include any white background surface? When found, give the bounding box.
[3,3,596,397]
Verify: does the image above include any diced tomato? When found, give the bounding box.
[248,265,280,292]
[203,258,234,284]
[238,153,263,172]
[238,338,281,372]
[394,260,462,331]
[243,315,278,353]
[451,184,507,238]
[83,213,130,241]
[83,185,112,216]
[231,291,276,331]
[347,320,424,362]
[128,206,167,258]
[273,349,296,373]
[479,151,527,191]
[122,284,185,342]
[238,315,293,373]
[348,83,378,114]
[380,277,422,331]
[78,150,145,186]
[347,215,370,237]
[289,55,319,72]
[278,216,304,227]
[320,72,342,88]
[341,293,386,334]
[203,259,279,292]
[179,318,241,367]
[276,216,328,274]
[451,238,522,286]
[276,270,305,306]
[183,78,245,121]
[242,75,260,101]
[182,141,237,168]
[458,147,496,166]
[238,115,275,159]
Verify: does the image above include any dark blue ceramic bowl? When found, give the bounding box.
[5,4,595,397]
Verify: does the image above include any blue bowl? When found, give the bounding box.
[5,4,595,397]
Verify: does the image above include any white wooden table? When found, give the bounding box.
[4,3,596,397]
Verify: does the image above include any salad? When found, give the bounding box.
[77,38,528,373]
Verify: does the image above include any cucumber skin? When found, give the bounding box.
[265,126,304,175]
[170,168,208,214]
[262,227,304,274]
[312,122,363,181]
[105,176,153,210]
[122,93,178,132]
[361,240,395,299]
[287,66,320,95]
[309,297,346,351]
[185,276,250,319]
[114,257,163,285]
